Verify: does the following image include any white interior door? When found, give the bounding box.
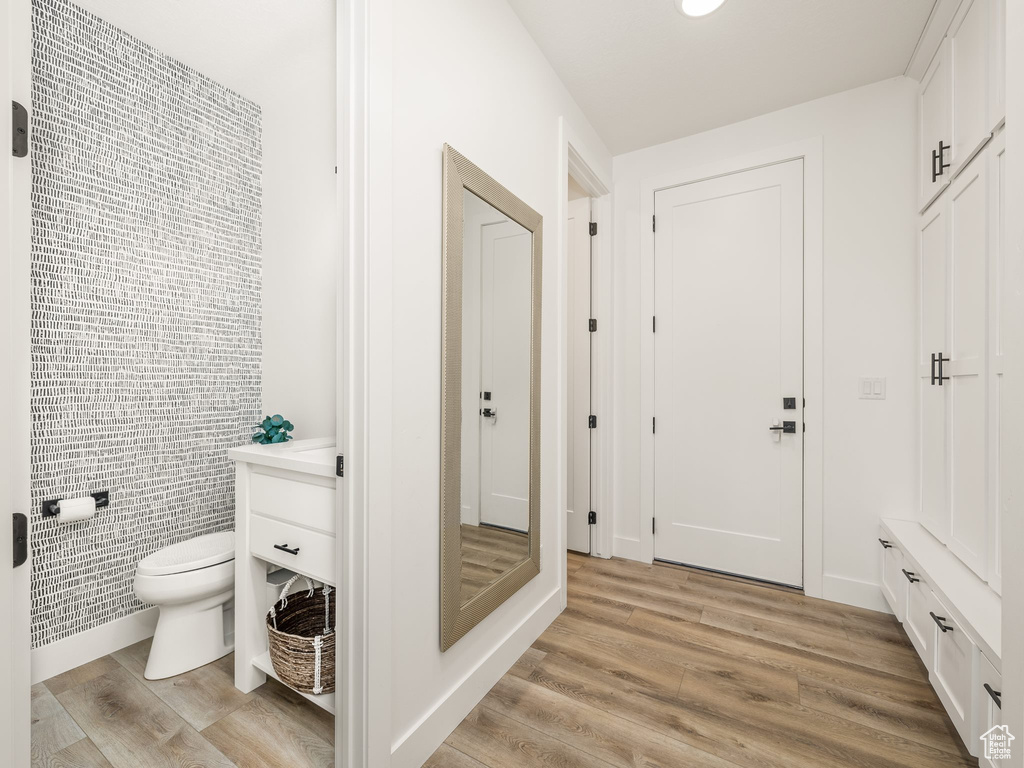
[2,0,32,762]
[567,196,592,553]
[479,220,532,532]
[653,160,804,587]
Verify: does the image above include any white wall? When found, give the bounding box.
[387,0,610,763]
[1000,0,1024,756]
[611,78,919,607]
[258,5,338,440]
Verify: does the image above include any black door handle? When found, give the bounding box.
[274,543,300,555]
[902,569,920,583]
[984,683,1002,709]
[878,538,893,549]
[930,611,953,633]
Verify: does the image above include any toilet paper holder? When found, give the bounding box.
[41,491,110,518]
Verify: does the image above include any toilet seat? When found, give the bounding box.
[137,531,235,577]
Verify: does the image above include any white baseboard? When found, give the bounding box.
[31,606,159,684]
[822,574,891,614]
[390,588,562,768]
[612,536,641,561]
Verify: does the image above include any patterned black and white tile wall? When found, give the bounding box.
[30,0,262,647]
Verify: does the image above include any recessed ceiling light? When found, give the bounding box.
[678,0,726,17]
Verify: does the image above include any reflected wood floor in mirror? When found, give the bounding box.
[460,524,530,606]
[30,638,334,768]
[426,553,978,768]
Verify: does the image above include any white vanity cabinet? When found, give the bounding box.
[879,519,1001,758]
[917,0,1005,212]
[230,437,339,714]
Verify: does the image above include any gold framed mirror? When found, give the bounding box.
[440,144,542,651]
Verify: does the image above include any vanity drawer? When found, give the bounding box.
[250,469,336,535]
[974,652,1003,765]
[904,571,936,666]
[930,593,975,746]
[250,514,335,586]
[879,535,907,620]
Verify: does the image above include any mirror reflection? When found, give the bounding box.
[459,189,532,605]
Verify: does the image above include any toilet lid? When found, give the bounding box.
[137,531,235,577]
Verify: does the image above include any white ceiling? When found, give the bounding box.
[507,0,935,154]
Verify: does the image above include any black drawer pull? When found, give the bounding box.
[878,538,893,549]
[984,683,1002,709]
[273,543,300,555]
[901,569,920,583]
[930,611,953,633]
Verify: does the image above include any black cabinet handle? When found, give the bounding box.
[937,353,950,385]
[273,543,300,555]
[878,538,893,549]
[901,569,920,583]
[932,141,951,182]
[984,683,1002,709]
[930,611,953,633]
[930,353,938,385]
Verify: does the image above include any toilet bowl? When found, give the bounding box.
[134,530,235,680]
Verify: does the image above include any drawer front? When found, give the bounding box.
[250,469,336,535]
[250,514,336,586]
[879,536,906,620]
[975,653,1004,765]
[931,594,976,745]
[904,575,935,665]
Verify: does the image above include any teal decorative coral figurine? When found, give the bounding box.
[252,414,294,444]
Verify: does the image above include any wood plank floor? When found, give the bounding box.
[426,553,978,768]
[31,638,334,768]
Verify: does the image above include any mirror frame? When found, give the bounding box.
[440,144,543,651]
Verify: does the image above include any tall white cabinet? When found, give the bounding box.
[887,0,1005,757]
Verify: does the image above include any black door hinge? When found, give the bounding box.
[652,517,656,534]
[13,513,27,568]
[652,417,656,434]
[652,316,656,333]
[589,222,597,236]
[12,102,28,158]
[652,215,656,232]
[336,454,344,478]
[588,415,597,429]
[589,318,597,332]
[588,511,597,525]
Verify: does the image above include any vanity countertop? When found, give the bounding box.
[228,436,336,478]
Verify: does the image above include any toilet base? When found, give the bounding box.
[145,590,234,680]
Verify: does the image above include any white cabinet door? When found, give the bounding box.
[988,0,1006,132]
[949,0,993,177]
[975,652,1004,765]
[988,133,1005,594]
[948,159,989,578]
[879,538,906,621]
[919,41,952,212]
[905,576,936,666]
[919,202,949,543]
[930,593,976,748]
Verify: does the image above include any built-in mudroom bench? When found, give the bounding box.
[229,437,338,715]
[879,519,1002,763]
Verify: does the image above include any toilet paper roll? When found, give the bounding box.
[57,496,96,524]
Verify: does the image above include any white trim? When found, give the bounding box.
[821,575,890,614]
[389,588,560,768]
[637,137,825,599]
[30,607,159,685]
[904,0,962,81]
[558,119,613,616]
[612,536,642,561]
[338,0,393,765]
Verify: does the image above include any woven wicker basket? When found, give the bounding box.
[266,574,336,695]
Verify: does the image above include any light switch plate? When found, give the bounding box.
[859,377,886,400]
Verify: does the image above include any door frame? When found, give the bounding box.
[2,0,32,763]
[638,138,825,599]
[557,118,612,610]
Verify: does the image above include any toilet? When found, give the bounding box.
[134,530,236,680]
